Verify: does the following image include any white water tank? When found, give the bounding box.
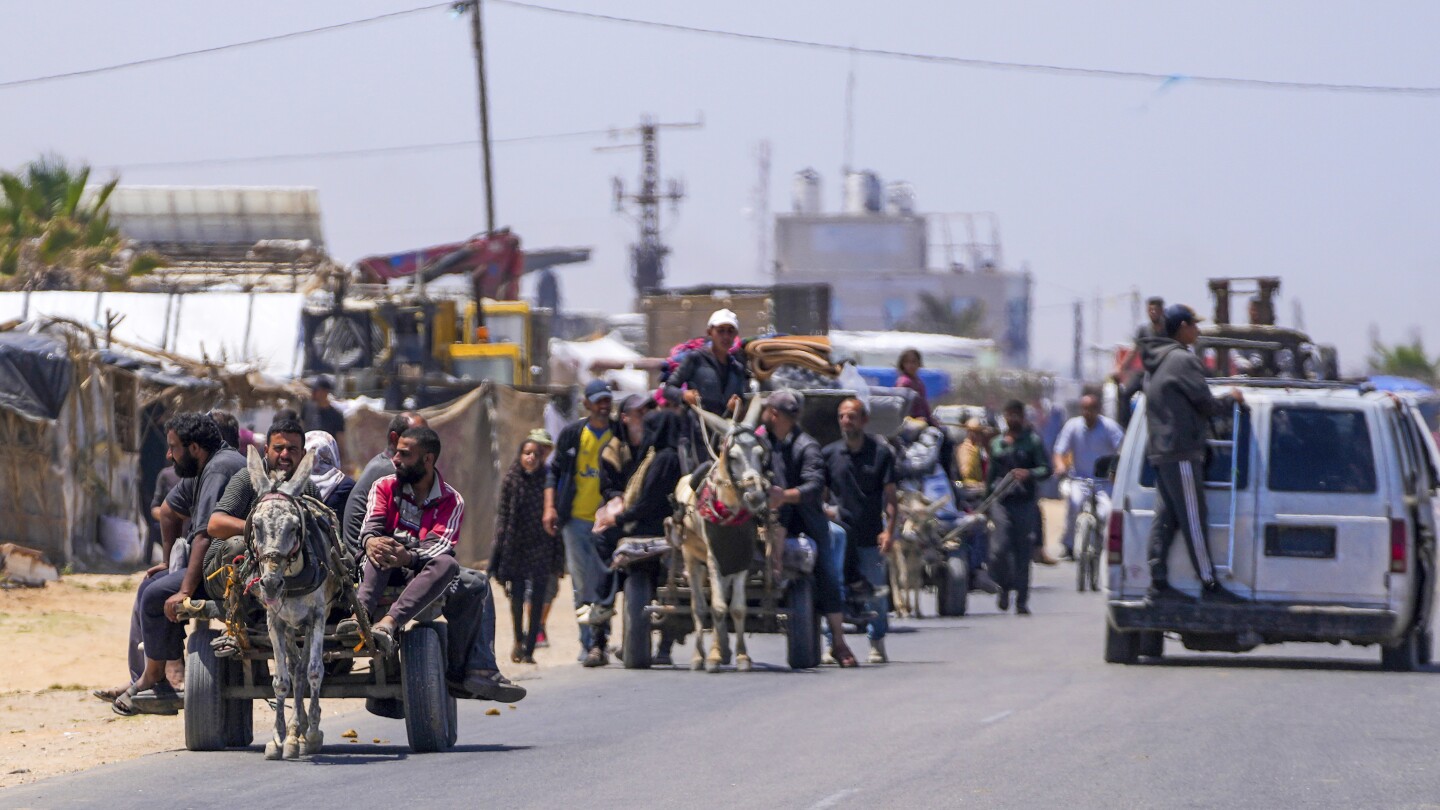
[844,171,882,214]
[792,169,822,214]
[885,181,916,215]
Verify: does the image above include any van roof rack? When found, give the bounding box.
[1209,377,1372,392]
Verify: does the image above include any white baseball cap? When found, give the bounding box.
[707,308,739,329]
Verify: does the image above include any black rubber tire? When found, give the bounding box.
[1138,630,1165,659]
[445,691,458,748]
[366,698,405,720]
[222,660,258,747]
[622,572,654,670]
[786,576,821,670]
[1421,628,1434,666]
[937,557,969,617]
[184,626,227,751]
[1381,627,1424,672]
[1104,623,1141,665]
[401,626,452,752]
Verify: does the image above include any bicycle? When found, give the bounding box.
[1070,477,1105,592]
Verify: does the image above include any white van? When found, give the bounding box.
[1105,380,1439,670]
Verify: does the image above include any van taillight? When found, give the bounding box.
[1107,511,1124,565]
[1390,519,1408,574]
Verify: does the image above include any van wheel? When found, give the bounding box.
[1381,627,1423,672]
[1138,630,1164,659]
[1421,629,1434,666]
[1104,623,1140,665]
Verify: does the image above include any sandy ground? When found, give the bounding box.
[0,501,1067,790]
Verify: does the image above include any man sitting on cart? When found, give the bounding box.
[352,427,462,656]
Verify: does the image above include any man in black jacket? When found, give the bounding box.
[765,390,857,667]
[1140,304,1245,603]
[663,308,749,418]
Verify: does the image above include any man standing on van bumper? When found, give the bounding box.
[1140,304,1245,603]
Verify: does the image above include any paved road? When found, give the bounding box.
[6,563,1440,810]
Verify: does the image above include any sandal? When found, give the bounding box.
[112,683,183,717]
[210,633,241,659]
[93,684,129,703]
[830,647,859,668]
[368,624,395,655]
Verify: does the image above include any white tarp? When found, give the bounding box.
[548,331,649,395]
[0,291,303,378]
[829,330,999,373]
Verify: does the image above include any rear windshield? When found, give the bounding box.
[1268,407,1376,493]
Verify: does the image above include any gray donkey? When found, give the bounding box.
[244,446,340,760]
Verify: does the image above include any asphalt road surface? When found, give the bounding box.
[6,563,1440,810]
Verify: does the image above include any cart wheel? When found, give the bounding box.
[445,691,458,748]
[785,576,821,670]
[623,572,654,670]
[185,626,227,751]
[401,625,452,752]
[223,660,259,747]
[366,698,405,720]
[937,557,969,617]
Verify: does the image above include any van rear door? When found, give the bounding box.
[1253,404,1390,606]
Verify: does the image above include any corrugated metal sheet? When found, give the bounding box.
[96,186,325,246]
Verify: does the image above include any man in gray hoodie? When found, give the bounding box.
[1140,304,1245,603]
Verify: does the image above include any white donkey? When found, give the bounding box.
[245,446,340,761]
[673,396,773,672]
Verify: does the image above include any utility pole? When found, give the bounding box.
[753,140,772,278]
[1072,299,1084,381]
[459,0,495,233]
[602,115,703,301]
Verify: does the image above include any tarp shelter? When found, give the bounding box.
[0,319,305,568]
[342,382,548,567]
[0,291,305,379]
[548,332,651,396]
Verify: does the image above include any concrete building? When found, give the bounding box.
[774,169,1032,367]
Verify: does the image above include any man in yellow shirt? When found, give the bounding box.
[543,380,618,665]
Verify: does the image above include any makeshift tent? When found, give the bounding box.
[0,291,305,379]
[548,332,651,396]
[342,382,548,567]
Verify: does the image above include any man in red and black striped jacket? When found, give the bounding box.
[356,427,463,652]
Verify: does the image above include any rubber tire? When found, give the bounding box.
[366,698,405,720]
[222,660,258,747]
[1138,630,1165,659]
[937,557,969,617]
[445,691,458,748]
[622,572,654,670]
[1104,623,1141,665]
[1381,626,1424,672]
[401,626,452,752]
[184,626,227,752]
[1421,628,1434,666]
[786,576,821,670]
[1075,515,1096,592]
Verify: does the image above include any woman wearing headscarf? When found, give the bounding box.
[305,430,354,514]
[583,410,687,667]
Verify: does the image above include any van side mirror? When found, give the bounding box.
[1093,454,1118,481]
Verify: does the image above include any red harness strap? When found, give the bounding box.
[697,480,752,527]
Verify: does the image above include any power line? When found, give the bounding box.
[0,2,453,92]
[95,127,630,172]
[492,0,1440,97]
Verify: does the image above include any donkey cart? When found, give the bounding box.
[611,527,822,672]
[180,593,458,754]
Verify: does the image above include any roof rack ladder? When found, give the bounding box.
[1205,400,1243,577]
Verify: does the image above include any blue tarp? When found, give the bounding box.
[1368,376,1436,395]
[856,366,951,400]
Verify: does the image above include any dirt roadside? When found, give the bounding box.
[0,572,582,790]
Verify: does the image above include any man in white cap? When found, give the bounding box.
[663,308,749,418]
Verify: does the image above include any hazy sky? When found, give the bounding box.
[5,1,1440,373]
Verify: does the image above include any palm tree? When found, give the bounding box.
[1369,338,1439,384]
[0,157,161,291]
[898,292,989,338]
